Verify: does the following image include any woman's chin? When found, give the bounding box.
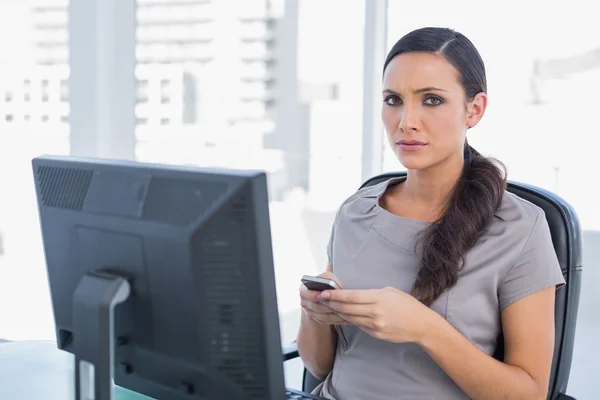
[396,154,431,171]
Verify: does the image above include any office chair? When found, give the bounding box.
[284,171,583,400]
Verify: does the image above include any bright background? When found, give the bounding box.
[0,0,597,398]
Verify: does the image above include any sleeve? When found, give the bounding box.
[498,209,566,310]
[326,224,334,267]
[326,205,344,268]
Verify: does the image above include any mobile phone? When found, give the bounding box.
[301,275,341,291]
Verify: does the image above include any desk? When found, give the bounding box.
[0,341,152,399]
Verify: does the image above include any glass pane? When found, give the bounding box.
[0,0,70,341]
[385,1,599,397]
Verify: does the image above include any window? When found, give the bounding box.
[133,3,367,391]
[0,0,70,343]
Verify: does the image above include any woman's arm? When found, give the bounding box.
[296,264,340,380]
[297,312,338,380]
[418,286,556,400]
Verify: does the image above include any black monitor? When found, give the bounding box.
[32,155,286,400]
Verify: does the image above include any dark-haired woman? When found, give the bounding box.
[297,27,565,400]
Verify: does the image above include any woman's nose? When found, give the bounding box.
[398,105,420,132]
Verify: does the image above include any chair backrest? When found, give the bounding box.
[303,172,583,399]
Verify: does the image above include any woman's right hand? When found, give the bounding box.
[300,272,348,325]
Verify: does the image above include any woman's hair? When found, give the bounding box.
[384,27,507,306]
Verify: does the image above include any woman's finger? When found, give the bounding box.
[299,287,323,302]
[323,300,374,317]
[304,309,351,325]
[301,300,337,314]
[337,313,375,329]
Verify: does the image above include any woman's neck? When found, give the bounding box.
[397,155,464,213]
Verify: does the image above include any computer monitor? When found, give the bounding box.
[32,155,286,400]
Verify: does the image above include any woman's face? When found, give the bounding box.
[381,52,486,171]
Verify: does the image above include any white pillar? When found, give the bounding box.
[68,0,136,160]
[361,0,388,182]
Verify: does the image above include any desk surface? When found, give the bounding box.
[0,341,152,399]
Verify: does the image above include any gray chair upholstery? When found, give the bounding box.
[284,172,583,400]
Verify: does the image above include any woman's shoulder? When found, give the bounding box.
[494,190,548,236]
[335,177,398,218]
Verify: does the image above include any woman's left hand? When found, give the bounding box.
[317,286,439,344]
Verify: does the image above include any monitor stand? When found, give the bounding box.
[72,271,131,400]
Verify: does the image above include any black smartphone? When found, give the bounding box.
[301,275,341,291]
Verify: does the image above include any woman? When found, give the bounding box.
[297,27,565,400]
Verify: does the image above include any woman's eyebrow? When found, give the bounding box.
[382,87,448,95]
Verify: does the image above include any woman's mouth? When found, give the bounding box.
[396,140,427,151]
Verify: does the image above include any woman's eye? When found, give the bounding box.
[424,96,443,106]
[384,95,401,106]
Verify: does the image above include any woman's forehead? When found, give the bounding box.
[383,53,461,92]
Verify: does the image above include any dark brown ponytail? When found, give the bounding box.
[412,143,506,306]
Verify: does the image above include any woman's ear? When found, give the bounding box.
[466,92,487,129]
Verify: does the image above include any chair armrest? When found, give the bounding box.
[556,394,576,400]
[282,341,299,361]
